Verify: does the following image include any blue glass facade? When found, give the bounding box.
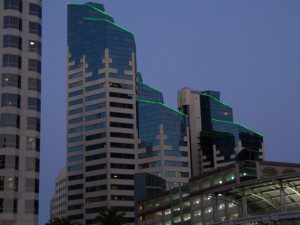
[137,81,190,189]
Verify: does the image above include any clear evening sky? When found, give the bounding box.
[40,1,300,224]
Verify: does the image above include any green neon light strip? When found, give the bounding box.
[211,119,263,136]
[137,82,162,93]
[137,99,188,117]
[68,3,109,16]
[201,94,232,109]
[83,18,134,35]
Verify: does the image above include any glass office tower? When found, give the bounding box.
[67,2,138,224]
[137,80,190,190]
[178,88,264,176]
[0,0,42,224]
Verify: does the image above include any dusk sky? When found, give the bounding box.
[40,1,300,224]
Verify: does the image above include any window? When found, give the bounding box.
[86,196,106,204]
[85,93,105,102]
[164,161,188,167]
[3,35,22,50]
[68,164,83,172]
[85,153,106,162]
[86,133,106,141]
[68,184,83,191]
[86,163,106,172]
[110,122,133,129]
[25,200,38,214]
[0,198,18,213]
[29,3,42,18]
[111,163,135,170]
[111,195,134,201]
[85,83,104,92]
[26,158,39,172]
[110,102,133,109]
[28,97,41,112]
[4,0,23,12]
[85,112,106,121]
[85,143,106,151]
[2,74,21,88]
[29,40,41,55]
[0,177,18,191]
[28,78,41,92]
[28,59,41,73]
[69,72,83,80]
[1,93,20,108]
[110,112,133,119]
[109,73,132,80]
[111,174,133,180]
[85,74,105,82]
[109,92,133,99]
[110,132,134,139]
[68,126,83,134]
[111,184,134,191]
[1,114,20,128]
[68,155,83,162]
[29,22,42,36]
[68,145,83,153]
[2,54,21,68]
[86,174,106,182]
[86,185,106,193]
[68,135,83,143]
[68,108,83,116]
[25,178,39,193]
[0,155,18,170]
[69,90,83,98]
[0,134,19,148]
[68,117,83,125]
[69,81,83,89]
[109,82,133,90]
[27,117,40,131]
[4,16,22,31]
[85,102,106,112]
[68,174,83,181]
[27,137,40,151]
[110,153,134,159]
[68,98,83,106]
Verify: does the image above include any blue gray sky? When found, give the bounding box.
[40,1,300,224]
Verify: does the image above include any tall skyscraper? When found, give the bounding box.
[0,0,42,224]
[67,2,138,224]
[178,88,264,176]
[136,77,191,189]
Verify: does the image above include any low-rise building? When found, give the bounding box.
[137,160,300,225]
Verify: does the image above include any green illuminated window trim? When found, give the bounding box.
[211,119,263,137]
[137,82,162,93]
[137,99,188,117]
[83,18,134,35]
[201,94,232,109]
[68,3,109,16]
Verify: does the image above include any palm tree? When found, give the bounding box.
[48,217,80,225]
[95,207,128,225]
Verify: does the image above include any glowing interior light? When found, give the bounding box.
[30,41,35,45]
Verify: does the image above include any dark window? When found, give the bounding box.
[110,132,134,139]
[110,102,133,109]
[111,174,134,180]
[85,163,106,172]
[28,59,41,73]
[0,134,19,148]
[86,185,106,193]
[111,184,134,191]
[68,194,83,201]
[110,112,133,119]
[109,82,133,90]
[29,40,41,55]
[111,195,134,201]
[29,3,42,18]
[68,214,83,220]
[28,78,41,92]
[68,184,83,191]
[29,22,41,36]
[85,143,106,151]
[85,153,106,162]
[86,174,106,182]
[86,207,106,214]
[85,133,106,141]
[3,35,22,50]
[109,92,133,99]
[28,97,41,112]
[68,174,83,181]
[1,93,20,108]
[110,142,134,149]
[110,153,135,159]
[110,122,133,129]
[3,16,22,31]
[111,163,135,170]
[2,74,21,88]
[68,204,82,211]
[0,114,20,128]
[2,54,22,68]
[4,0,23,12]
[27,117,40,131]
[25,178,39,193]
